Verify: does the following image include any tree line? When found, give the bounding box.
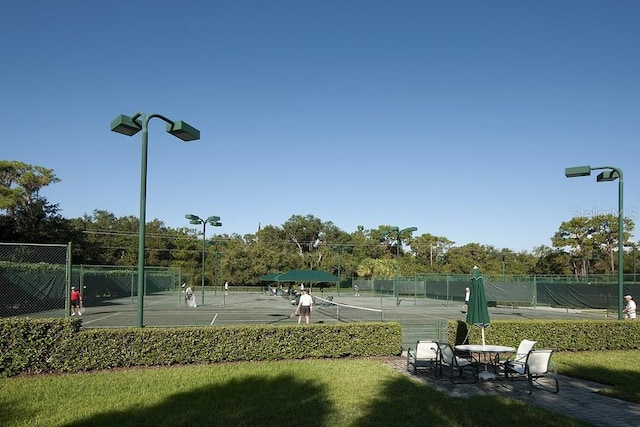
[1,160,636,285]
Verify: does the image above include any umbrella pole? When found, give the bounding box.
[477,327,496,380]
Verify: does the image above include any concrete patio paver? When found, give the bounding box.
[383,355,640,427]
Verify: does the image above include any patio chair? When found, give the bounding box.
[436,342,478,383]
[505,349,559,394]
[498,339,536,373]
[406,340,438,374]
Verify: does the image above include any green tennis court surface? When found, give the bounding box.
[76,291,610,329]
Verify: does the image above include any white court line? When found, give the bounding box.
[211,313,218,325]
[81,312,122,325]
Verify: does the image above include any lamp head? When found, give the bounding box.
[185,214,200,221]
[565,166,592,178]
[189,220,201,225]
[205,215,221,223]
[596,170,619,182]
[110,114,142,136]
[167,120,200,141]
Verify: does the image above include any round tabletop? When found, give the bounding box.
[455,344,515,353]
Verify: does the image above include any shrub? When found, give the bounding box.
[0,319,402,377]
[449,319,640,351]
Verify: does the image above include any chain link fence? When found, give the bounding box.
[352,275,640,312]
[0,242,71,317]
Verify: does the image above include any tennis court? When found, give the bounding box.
[68,291,610,349]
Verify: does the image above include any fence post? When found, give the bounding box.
[66,242,73,316]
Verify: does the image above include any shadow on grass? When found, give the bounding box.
[352,374,592,427]
[560,365,640,404]
[58,374,332,427]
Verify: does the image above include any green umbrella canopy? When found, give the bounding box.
[466,266,491,345]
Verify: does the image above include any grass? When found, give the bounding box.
[0,358,593,427]
[554,350,640,404]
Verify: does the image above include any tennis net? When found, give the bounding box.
[313,296,384,322]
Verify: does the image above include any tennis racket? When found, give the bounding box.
[79,302,86,314]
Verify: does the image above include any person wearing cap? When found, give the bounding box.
[623,295,636,320]
[70,286,82,316]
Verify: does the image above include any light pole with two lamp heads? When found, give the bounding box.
[387,226,418,306]
[185,214,222,306]
[111,113,200,327]
[565,165,624,320]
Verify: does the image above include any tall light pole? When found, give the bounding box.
[388,225,417,306]
[185,214,222,306]
[634,244,637,285]
[332,245,348,296]
[565,165,624,320]
[502,252,506,283]
[111,113,200,327]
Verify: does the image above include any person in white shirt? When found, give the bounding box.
[297,289,313,324]
[462,287,470,314]
[623,295,636,320]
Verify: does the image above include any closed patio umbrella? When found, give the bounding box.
[466,266,491,347]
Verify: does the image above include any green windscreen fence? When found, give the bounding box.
[0,241,181,318]
[352,275,640,311]
[72,265,180,301]
[0,242,69,317]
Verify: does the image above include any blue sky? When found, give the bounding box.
[2,0,639,252]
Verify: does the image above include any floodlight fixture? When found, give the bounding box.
[565,164,624,319]
[110,114,142,136]
[387,225,418,306]
[167,120,200,141]
[185,213,222,306]
[111,112,200,327]
[597,170,619,182]
[564,166,592,178]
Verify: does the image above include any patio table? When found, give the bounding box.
[455,344,515,380]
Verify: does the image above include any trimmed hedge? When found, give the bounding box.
[449,319,640,351]
[0,319,403,377]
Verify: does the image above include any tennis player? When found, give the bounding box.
[70,286,82,316]
[296,289,313,324]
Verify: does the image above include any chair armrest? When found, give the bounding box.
[406,348,415,364]
[504,359,526,374]
[495,351,515,366]
[455,351,475,362]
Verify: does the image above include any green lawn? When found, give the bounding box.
[554,350,640,404]
[0,358,593,427]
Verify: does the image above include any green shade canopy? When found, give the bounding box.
[466,266,491,346]
[259,273,281,282]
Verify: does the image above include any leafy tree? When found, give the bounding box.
[0,160,71,243]
[440,243,499,274]
[71,210,139,265]
[531,245,573,275]
[410,233,454,271]
[590,214,634,273]
[552,215,634,276]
